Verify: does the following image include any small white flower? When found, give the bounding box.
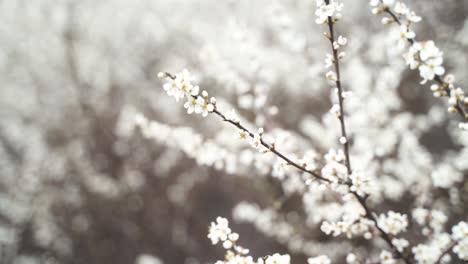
[339,136,347,144]
[325,54,334,68]
[380,250,396,264]
[378,211,408,235]
[454,238,468,261]
[326,71,337,81]
[346,253,358,264]
[337,35,347,46]
[444,74,455,84]
[337,52,346,60]
[250,133,264,151]
[239,130,249,140]
[412,207,429,225]
[208,217,232,245]
[228,232,239,241]
[184,97,202,114]
[315,3,335,24]
[431,165,462,189]
[324,148,345,163]
[392,238,409,252]
[350,171,371,197]
[452,221,468,241]
[315,0,343,24]
[412,244,441,263]
[395,25,415,49]
[196,97,214,117]
[222,240,233,249]
[330,104,341,117]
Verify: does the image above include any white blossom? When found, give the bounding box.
[431,165,462,189]
[392,238,409,252]
[452,221,468,241]
[208,217,232,245]
[326,71,337,81]
[315,0,343,24]
[380,250,396,264]
[394,25,415,49]
[454,238,468,261]
[403,41,445,83]
[349,171,372,197]
[378,211,408,235]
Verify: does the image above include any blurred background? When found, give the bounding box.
[0,0,467,263]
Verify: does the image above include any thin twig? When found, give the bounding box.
[324,2,412,262]
[325,6,352,175]
[164,72,330,183]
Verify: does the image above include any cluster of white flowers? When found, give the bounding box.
[321,149,348,183]
[208,217,235,246]
[411,233,452,264]
[152,0,468,260]
[325,36,347,68]
[371,0,421,23]
[307,255,331,264]
[377,211,408,235]
[380,250,396,264]
[411,244,443,264]
[315,0,343,25]
[209,217,291,264]
[452,221,468,261]
[320,149,373,197]
[349,171,372,197]
[403,41,445,84]
[321,213,374,239]
[431,164,462,189]
[434,75,468,113]
[233,201,353,257]
[412,208,448,235]
[370,0,468,126]
[238,127,272,154]
[158,70,215,117]
[391,238,409,253]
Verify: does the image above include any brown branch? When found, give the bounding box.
[324,2,413,262]
[163,72,331,183]
[325,5,352,175]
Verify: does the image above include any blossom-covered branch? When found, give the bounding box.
[370,0,468,130]
[157,69,415,263]
[317,1,412,263]
[157,70,330,183]
[319,0,353,174]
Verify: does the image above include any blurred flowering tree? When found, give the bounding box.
[0,0,467,263]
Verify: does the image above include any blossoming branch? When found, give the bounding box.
[151,1,468,263]
[369,0,468,130]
